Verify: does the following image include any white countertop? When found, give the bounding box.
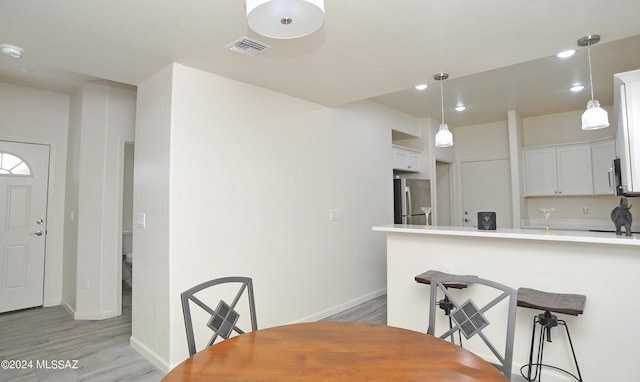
[373,224,640,246]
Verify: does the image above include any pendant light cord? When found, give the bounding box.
[587,45,595,102]
[440,77,445,124]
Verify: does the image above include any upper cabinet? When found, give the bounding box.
[591,139,616,194]
[522,147,557,196]
[392,145,421,173]
[523,144,593,196]
[522,139,615,197]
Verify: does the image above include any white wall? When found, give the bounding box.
[454,120,509,162]
[523,108,613,147]
[132,63,413,370]
[66,81,137,319]
[130,65,173,367]
[0,82,69,308]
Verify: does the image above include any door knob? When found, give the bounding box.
[30,230,43,236]
[464,218,470,222]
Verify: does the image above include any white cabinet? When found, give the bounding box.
[392,145,421,172]
[523,144,593,196]
[523,147,557,196]
[557,145,594,195]
[591,139,616,194]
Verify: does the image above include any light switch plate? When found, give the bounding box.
[136,213,146,228]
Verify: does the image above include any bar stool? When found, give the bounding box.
[415,270,476,344]
[517,287,586,382]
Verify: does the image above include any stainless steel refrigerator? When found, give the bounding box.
[393,178,431,225]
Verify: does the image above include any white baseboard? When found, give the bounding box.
[74,309,119,320]
[291,287,387,323]
[61,300,75,317]
[130,335,171,374]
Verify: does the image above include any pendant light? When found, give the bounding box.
[578,34,609,130]
[246,0,325,40]
[434,73,454,147]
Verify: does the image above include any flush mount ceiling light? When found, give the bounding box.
[246,0,325,39]
[434,73,454,147]
[415,83,428,91]
[570,85,585,92]
[0,44,24,59]
[455,105,466,112]
[578,34,609,130]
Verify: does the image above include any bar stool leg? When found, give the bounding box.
[559,319,583,382]
[523,311,554,382]
[522,312,583,382]
[525,315,537,381]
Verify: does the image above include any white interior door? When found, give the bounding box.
[0,141,50,313]
[461,159,512,228]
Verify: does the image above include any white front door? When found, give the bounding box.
[0,141,50,313]
[461,159,513,228]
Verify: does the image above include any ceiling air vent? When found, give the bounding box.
[225,36,271,57]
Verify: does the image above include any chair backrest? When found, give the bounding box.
[427,274,516,379]
[181,276,258,356]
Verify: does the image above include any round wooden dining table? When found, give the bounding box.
[162,321,509,381]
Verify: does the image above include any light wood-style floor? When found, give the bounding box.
[0,286,386,382]
[0,284,163,382]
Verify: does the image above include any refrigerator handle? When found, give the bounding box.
[405,186,412,225]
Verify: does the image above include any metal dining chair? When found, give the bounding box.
[181,276,258,356]
[427,274,517,380]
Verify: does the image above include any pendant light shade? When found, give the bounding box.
[435,123,453,147]
[581,99,609,130]
[578,35,609,130]
[434,73,454,147]
[246,0,325,39]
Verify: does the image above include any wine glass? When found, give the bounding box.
[420,207,432,228]
[539,208,555,233]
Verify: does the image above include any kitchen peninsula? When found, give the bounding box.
[373,224,640,381]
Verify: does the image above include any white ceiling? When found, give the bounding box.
[1,0,640,127]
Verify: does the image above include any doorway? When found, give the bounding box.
[121,142,134,312]
[0,141,50,313]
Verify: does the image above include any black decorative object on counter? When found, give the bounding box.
[477,212,496,230]
[611,197,633,236]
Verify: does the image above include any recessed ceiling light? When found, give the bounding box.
[556,49,576,58]
[415,84,428,91]
[0,44,24,59]
[455,105,466,112]
[570,85,585,92]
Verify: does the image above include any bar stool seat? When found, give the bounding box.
[517,287,586,382]
[517,288,585,316]
[415,270,475,289]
